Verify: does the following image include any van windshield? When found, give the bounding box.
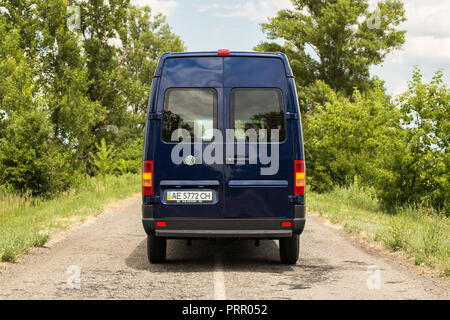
[162,88,217,142]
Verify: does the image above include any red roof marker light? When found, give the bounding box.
[218,49,230,55]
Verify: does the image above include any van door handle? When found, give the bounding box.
[285,112,299,120]
[148,113,162,120]
[226,157,249,162]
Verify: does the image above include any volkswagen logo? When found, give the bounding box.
[184,155,196,166]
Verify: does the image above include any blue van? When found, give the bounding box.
[142,50,306,264]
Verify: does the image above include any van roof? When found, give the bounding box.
[154,51,293,77]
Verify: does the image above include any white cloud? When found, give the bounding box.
[393,80,408,96]
[402,0,450,39]
[197,3,220,13]
[382,0,450,63]
[131,0,179,16]
[371,0,450,94]
[407,36,450,61]
[197,0,294,22]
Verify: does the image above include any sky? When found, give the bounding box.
[132,0,450,96]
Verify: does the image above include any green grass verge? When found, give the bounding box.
[307,184,450,277]
[0,174,140,262]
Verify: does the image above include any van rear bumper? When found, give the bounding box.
[142,205,306,239]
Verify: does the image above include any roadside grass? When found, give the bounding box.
[307,184,450,277]
[0,174,140,262]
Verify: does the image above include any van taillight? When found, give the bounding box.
[143,161,153,195]
[294,160,305,195]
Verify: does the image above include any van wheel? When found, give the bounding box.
[147,235,167,263]
[279,235,299,264]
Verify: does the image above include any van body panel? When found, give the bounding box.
[223,57,287,88]
[160,180,220,186]
[159,57,223,88]
[228,180,288,187]
[143,76,160,159]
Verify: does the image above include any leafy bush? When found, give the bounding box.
[303,83,400,193]
[90,138,116,176]
[111,137,142,175]
[0,109,73,196]
[297,80,342,114]
[303,68,448,214]
[374,68,449,213]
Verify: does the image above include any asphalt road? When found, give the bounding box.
[0,195,448,300]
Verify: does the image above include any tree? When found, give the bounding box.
[0,15,36,119]
[255,0,406,101]
[0,0,41,61]
[36,0,105,163]
[110,5,185,174]
[117,5,185,125]
[76,0,130,148]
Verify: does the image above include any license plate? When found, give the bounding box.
[166,190,213,203]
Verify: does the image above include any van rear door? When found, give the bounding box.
[151,57,224,218]
[223,57,294,218]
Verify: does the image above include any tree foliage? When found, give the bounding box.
[0,109,71,195]
[304,82,400,192]
[91,138,115,176]
[257,0,448,214]
[304,68,449,214]
[0,0,447,217]
[373,68,449,213]
[255,0,406,101]
[0,0,184,196]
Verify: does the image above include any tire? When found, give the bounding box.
[147,235,167,263]
[279,235,299,264]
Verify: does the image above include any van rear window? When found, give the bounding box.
[162,88,217,142]
[231,88,286,142]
